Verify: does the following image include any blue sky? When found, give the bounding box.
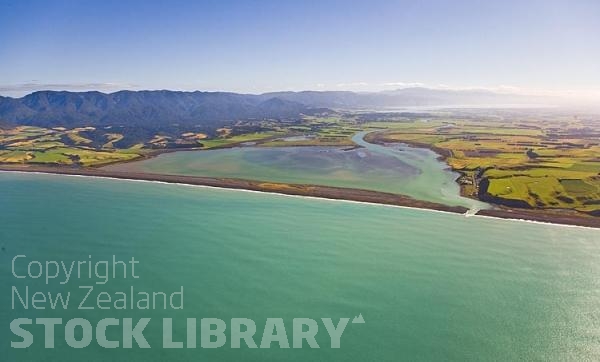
[0,0,598,97]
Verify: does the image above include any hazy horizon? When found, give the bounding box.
[1,0,599,103]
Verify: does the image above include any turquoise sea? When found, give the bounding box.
[1,172,599,361]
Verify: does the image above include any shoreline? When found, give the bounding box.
[363,131,600,228]
[1,164,598,229]
[0,164,469,213]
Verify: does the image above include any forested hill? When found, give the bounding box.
[0,88,541,128]
[0,90,317,128]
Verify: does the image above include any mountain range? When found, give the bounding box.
[0,87,546,128]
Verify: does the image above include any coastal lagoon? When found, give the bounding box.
[105,132,486,210]
[1,172,599,361]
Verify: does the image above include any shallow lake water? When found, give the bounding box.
[105,132,486,209]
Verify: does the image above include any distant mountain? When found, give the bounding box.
[0,90,317,128]
[265,87,546,109]
[0,88,543,127]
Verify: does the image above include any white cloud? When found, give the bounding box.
[381,81,424,88]
[0,82,139,97]
[3,81,598,104]
[336,82,369,88]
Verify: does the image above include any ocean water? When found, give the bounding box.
[1,172,599,361]
[105,132,486,210]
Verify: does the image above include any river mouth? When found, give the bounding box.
[104,132,488,209]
